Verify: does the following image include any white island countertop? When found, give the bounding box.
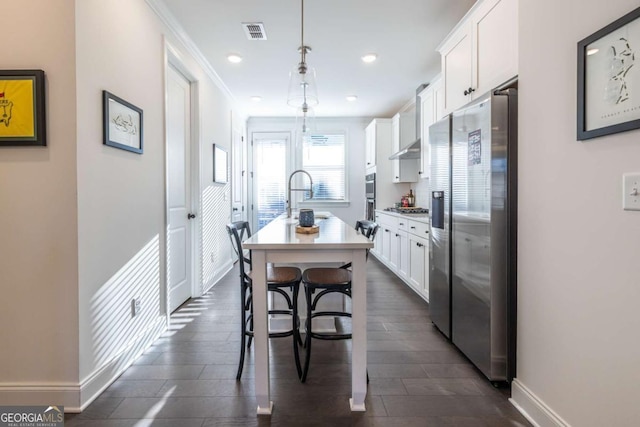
[244,213,374,250]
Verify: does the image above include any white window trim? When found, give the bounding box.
[294,129,350,206]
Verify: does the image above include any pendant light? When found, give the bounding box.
[287,0,318,138]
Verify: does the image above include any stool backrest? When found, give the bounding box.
[226,221,252,283]
[355,220,379,260]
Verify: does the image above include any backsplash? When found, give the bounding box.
[412,178,430,210]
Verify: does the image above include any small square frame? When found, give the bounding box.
[0,69,46,147]
[103,90,143,154]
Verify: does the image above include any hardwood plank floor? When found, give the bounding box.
[66,257,531,426]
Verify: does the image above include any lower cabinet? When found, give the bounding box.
[408,233,429,300]
[373,211,429,302]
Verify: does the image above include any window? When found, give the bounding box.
[301,134,346,201]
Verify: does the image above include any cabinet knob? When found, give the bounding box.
[187,213,197,219]
[463,87,476,96]
[410,226,416,229]
[367,162,371,165]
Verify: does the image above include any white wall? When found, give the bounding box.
[0,0,80,404]
[75,0,168,406]
[514,1,640,426]
[75,0,236,408]
[247,117,370,227]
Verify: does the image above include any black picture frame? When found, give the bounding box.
[213,144,228,183]
[0,69,46,147]
[578,6,640,140]
[103,90,143,154]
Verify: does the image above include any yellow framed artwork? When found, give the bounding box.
[0,70,46,146]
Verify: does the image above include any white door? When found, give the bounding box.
[167,64,193,313]
[231,113,245,223]
[251,132,291,231]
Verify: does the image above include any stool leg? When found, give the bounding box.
[301,285,313,383]
[237,284,248,381]
[292,284,302,379]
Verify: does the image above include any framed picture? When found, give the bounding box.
[213,144,228,183]
[578,6,640,140]
[103,90,143,154]
[0,69,46,147]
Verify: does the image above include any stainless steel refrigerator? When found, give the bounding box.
[429,88,517,383]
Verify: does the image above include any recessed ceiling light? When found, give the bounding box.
[346,95,358,102]
[227,54,243,63]
[250,96,262,102]
[361,53,377,63]
[587,48,599,56]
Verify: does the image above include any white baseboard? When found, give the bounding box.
[0,316,166,412]
[203,259,233,294]
[78,316,166,412]
[0,384,80,410]
[510,379,571,427]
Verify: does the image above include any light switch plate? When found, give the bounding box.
[623,173,640,211]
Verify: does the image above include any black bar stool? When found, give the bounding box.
[226,221,303,380]
[300,220,379,382]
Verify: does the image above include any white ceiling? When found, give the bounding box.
[158,0,476,118]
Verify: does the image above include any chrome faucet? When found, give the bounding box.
[287,169,314,218]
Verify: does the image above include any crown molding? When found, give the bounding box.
[145,0,238,108]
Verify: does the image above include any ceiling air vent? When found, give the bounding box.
[242,22,267,40]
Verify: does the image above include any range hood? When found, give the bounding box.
[389,83,428,160]
[389,138,421,159]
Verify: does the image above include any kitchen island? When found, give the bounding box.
[243,213,374,415]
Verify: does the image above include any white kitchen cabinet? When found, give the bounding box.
[365,120,377,172]
[438,0,518,114]
[391,113,419,183]
[396,229,409,280]
[418,77,443,179]
[372,210,429,302]
[408,234,427,294]
[365,119,409,209]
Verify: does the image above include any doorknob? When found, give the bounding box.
[187,213,196,219]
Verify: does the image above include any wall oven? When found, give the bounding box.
[365,173,376,221]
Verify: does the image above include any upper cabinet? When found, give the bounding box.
[391,113,419,183]
[365,121,377,172]
[438,0,518,114]
[418,77,443,179]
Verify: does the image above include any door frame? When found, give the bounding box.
[163,41,202,317]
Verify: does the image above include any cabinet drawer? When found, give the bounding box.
[407,219,429,238]
[397,218,409,231]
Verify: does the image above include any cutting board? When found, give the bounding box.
[295,224,319,234]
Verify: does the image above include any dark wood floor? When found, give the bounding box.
[66,257,531,426]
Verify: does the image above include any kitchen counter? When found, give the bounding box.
[376,209,430,224]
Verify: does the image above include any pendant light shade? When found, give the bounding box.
[287,62,318,107]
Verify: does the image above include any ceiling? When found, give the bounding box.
[157,0,476,118]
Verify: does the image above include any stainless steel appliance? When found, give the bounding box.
[365,173,376,221]
[429,87,517,383]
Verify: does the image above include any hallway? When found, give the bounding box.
[66,258,530,426]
